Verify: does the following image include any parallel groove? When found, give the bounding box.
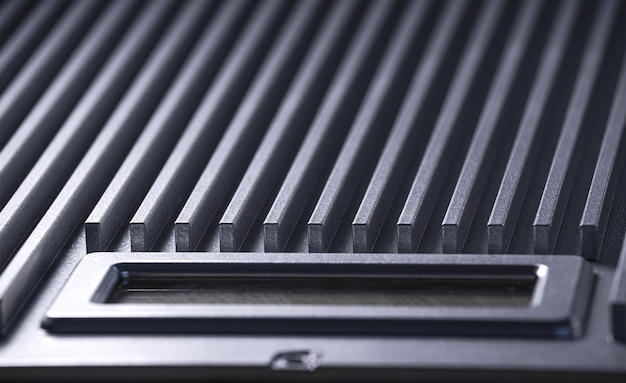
[352,0,475,255]
[0,0,105,149]
[252,1,360,252]
[397,0,512,253]
[125,0,290,252]
[281,0,403,253]
[212,1,332,251]
[0,0,191,327]
[136,2,298,255]
[309,1,433,252]
[258,2,376,252]
[533,0,619,254]
[487,0,583,253]
[163,2,326,255]
[0,0,35,51]
[0,0,620,258]
[0,0,67,94]
[177,3,400,255]
[81,0,220,254]
[0,0,141,211]
[579,25,626,258]
[441,0,544,253]
[85,0,254,253]
[303,0,404,253]
[0,0,162,269]
[0,0,625,335]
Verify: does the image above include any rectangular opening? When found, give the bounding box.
[107,274,536,308]
[45,254,593,337]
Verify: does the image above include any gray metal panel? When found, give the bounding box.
[352,0,473,255]
[260,1,361,255]
[158,2,288,254]
[487,0,582,254]
[579,15,626,258]
[534,0,619,254]
[0,0,105,148]
[84,0,227,252]
[397,0,510,252]
[264,2,398,255]
[0,0,140,211]
[442,0,543,253]
[0,0,67,94]
[132,0,324,252]
[0,0,185,331]
[219,2,324,251]
[0,0,624,380]
[309,1,433,252]
[0,0,36,49]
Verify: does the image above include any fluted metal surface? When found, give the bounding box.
[0,0,625,333]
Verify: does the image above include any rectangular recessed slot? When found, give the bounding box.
[43,253,593,338]
[107,274,536,308]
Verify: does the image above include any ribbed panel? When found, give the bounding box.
[0,0,625,328]
[0,0,623,259]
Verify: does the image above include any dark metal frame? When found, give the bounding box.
[44,252,593,338]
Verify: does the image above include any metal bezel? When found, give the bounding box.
[43,252,593,338]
